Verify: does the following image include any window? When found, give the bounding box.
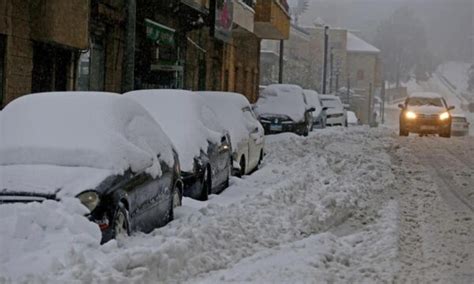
[0,34,5,108]
[32,43,71,93]
[357,70,364,81]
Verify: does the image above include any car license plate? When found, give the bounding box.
[270,124,282,131]
[420,125,436,130]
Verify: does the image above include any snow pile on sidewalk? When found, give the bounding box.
[0,198,101,282]
[1,127,400,283]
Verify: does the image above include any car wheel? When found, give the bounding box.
[440,129,451,138]
[112,202,130,240]
[224,157,232,188]
[399,125,409,136]
[199,166,211,201]
[238,156,246,177]
[169,184,182,221]
[256,150,264,169]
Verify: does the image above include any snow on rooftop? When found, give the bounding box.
[347,32,380,54]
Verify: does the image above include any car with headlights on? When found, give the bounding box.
[320,95,347,127]
[451,114,470,136]
[0,92,182,244]
[125,90,232,201]
[254,84,315,136]
[197,91,265,177]
[398,92,455,137]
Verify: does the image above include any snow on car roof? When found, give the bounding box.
[124,89,223,172]
[196,92,258,150]
[408,92,443,98]
[0,92,173,177]
[255,84,307,122]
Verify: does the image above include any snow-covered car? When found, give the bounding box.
[303,89,327,129]
[347,111,359,126]
[320,95,347,127]
[255,84,315,136]
[398,92,455,137]
[0,92,182,244]
[450,114,470,136]
[125,90,232,201]
[197,92,265,176]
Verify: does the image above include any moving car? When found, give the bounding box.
[398,92,455,137]
[0,92,182,244]
[303,89,327,129]
[125,90,232,201]
[320,95,347,127]
[254,84,315,136]
[451,114,470,136]
[197,91,265,177]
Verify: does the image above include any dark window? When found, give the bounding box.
[0,34,6,108]
[32,43,71,93]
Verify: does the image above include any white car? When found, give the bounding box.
[303,89,327,129]
[347,111,359,126]
[320,94,347,127]
[451,114,470,136]
[197,92,265,176]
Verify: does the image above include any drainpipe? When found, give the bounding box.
[122,0,136,92]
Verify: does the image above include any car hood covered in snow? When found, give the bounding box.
[0,165,114,198]
[406,105,446,115]
[254,84,307,122]
[0,92,174,178]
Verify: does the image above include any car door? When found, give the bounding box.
[242,106,263,171]
[123,171,165,233]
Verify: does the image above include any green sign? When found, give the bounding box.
[145,19,175,47]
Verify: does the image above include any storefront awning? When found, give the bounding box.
[145,19,175,46]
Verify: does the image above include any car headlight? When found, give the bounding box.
[405,111,417,119]
[77,191,100,212]
[439,112,450,120]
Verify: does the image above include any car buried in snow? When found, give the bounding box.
[320,94,348,127]
[450,114,470,136]
[196,91,265,177]
[0,92,183,244]
[303,89,328,129]
[398,92,455,137]
[125,90,232,201]
[254,84,315,136]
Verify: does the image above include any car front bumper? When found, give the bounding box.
[403,117,451,133]
[260,121,307,135]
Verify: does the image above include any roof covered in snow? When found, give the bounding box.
[346,32,380,54]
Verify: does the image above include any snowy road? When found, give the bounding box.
[1,127,473,283]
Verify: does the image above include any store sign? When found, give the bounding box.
[145,19,175,47]
[213,0,233,42]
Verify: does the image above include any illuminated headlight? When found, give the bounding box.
[439,112,450,120]
[405,111,417,119]
[77,191,100,212]
[221,144,230,151]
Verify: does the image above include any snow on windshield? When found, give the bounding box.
[321,98,341,109]
[0,92,174,177]
[407,97,444,107]
[254,84,306,122]
[125,90,223,172]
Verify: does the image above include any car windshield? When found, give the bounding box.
[407,97,444,107]
[321,99,340,109]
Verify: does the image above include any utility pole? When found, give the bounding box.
[322,26,329,94]
[381,79,386,124]
[329,47,334,93]
[346,77,351,104]
[368,83,373,126]
[279,40,284,83]
[122,0,136,92]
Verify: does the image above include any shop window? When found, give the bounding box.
[357,70,364,81]
[32,43,71,93]
[0,34,5,108]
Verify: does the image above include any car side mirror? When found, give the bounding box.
[447,106,455,111]
[307,107,316,112]
[398,104,404,109]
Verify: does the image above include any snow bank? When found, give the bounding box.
[125,90,223,172]
[196,92,263,154]
[1,127,398,283]
[254,84,307,122]
[0,92,174,178]
[0,198,101,283]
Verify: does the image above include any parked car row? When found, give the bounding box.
[254,84,349,136]
[0,90,265,243]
